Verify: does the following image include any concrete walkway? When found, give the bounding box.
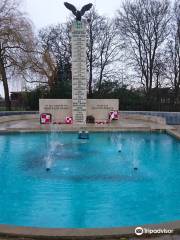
[0,234,179,239]
[0,118,174,132]
[173,125,180,134]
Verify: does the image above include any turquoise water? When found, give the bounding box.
[0,132,179,228]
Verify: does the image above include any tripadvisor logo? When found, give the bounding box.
[135,227,143,236]
[135,226,173,236]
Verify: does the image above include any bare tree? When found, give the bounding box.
[0,0,34,110]
[26,23,71,93]
[96,19,120,93]
[25,34,58,88]
[86,8,105,95]
[165,0,180,103]
[116,0,171,99]
[153,53,167,89]
[86,8,121,95]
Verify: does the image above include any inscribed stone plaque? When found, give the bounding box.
[71,21,87,124]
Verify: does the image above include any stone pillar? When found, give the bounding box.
[71,21,87,124]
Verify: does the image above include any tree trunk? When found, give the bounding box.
[0,56,11,111]
[98,69,103,93]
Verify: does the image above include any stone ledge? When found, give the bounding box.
[121,114,166,125]
[0,114,39,123]
[166,129,180,140]
[0,113,166,126]
[0,128,174,134]
[0,221,179,239]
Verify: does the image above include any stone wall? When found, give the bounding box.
[87,99,119,120]
[39,99,72,122]
[39,99,119,122]
[121,111,180,125]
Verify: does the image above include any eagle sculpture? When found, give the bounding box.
[64,2,93,21]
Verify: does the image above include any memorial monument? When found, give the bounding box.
[39,3,119,124]
[64,2,93,124]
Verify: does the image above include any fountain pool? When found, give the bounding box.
[0,132,179,228]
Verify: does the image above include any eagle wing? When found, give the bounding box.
[80,3,93,16]
[64,2,77,15]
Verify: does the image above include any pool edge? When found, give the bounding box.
[0,221,179,239]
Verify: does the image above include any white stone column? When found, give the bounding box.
[71,21,87,124]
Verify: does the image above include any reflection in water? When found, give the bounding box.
[28,170,148,182]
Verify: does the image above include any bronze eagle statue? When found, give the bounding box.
[64,2,93,21]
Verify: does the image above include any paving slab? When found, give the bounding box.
[0,118,170,132]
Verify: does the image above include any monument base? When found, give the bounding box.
[39,99,119,123]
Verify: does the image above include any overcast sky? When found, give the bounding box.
[0,0,122,97]
[24,0,122,30]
